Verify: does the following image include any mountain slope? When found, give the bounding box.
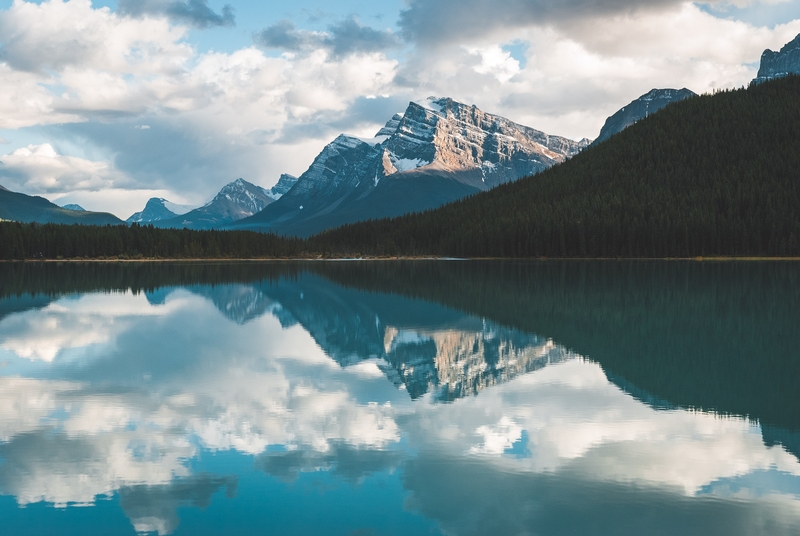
[231,98,589,237]
[0,185,123,225]
[592,88,696,146]
[154,178,275,230]
[309,75,800,258]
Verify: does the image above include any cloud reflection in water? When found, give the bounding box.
[0,272,797,535]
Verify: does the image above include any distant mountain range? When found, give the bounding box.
[61,204,85,211]
[0,185,122,225]
[128,175,298,229]
[230,97,591,237]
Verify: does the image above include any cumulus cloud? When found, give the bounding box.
[393,4,800,139]
[465,45,522,83]
[0,143,128,195]
[118,0,235,28]
[0,0,191,73]
[255,17,402,58]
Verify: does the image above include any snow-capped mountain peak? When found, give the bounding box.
[231,97,590,237]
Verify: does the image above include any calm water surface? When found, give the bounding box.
[0,261,798,535]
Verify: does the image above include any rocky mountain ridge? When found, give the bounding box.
[139,175,299,229]
[754,34,800,84]
[231,97,591,237]
[152,178,278,230]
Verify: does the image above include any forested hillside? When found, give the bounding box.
[310,76,800,258]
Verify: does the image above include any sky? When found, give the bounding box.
[0,0,799,218]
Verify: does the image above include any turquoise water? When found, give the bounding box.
[0,261,798,535]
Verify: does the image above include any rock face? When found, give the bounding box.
[127,198,179,224]
[155,178,275,230]
[754,34,800,84]
[0,186,122,225]
[592,88,696,146]
[231,97,591,237]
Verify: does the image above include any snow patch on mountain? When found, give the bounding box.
[162,201,193,215]
[390,156,429,172]
[414,97,445,113]
[266,174,298,201]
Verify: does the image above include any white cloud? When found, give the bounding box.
[0,143,127,194]
[0,0,191,73]
[396,3,800,139]
[465,45,521,83]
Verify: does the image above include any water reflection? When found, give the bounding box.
[0,261,797,535]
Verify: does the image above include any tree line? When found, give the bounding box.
[0,221,303,260]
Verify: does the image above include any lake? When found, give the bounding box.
[0,260,798,535]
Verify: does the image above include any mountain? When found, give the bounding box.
[0,184,123,225]
[154,178,276,230]
[592,88,696,146]
[61,204,85,211]
[230,97,590,237]
[126,198,185,223]
[309,75,800,258]
[754,33,800,84]
[265,173,299,201]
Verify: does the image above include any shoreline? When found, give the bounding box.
[2,256,800,263]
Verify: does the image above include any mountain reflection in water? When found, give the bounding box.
[0,261,798,536]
